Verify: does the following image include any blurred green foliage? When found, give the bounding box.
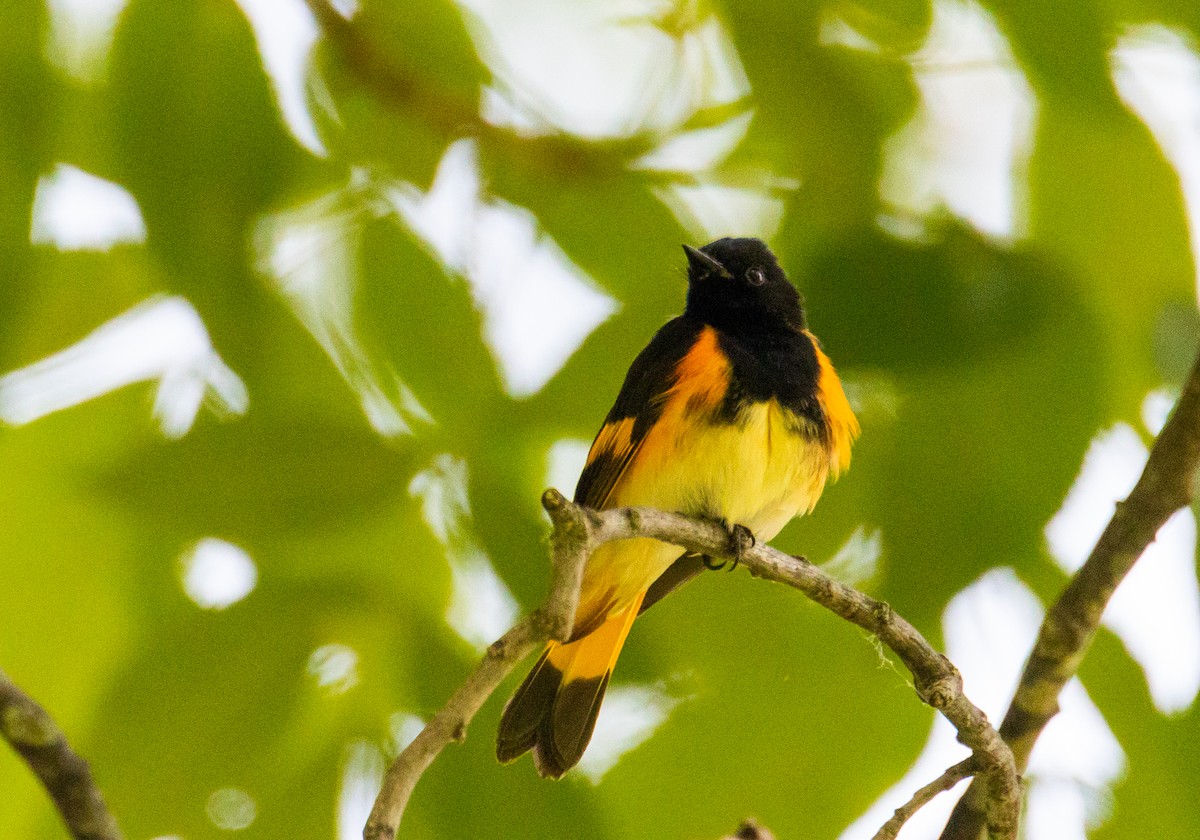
[2,1,1199,839]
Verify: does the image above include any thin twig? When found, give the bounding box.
[365,491,1019,840]
[0,670,122,840]
[939,350,1200,840]
[873,758,977,840]
[589,501,1020,840]
[363,491,591,840]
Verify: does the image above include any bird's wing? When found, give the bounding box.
[573,316,703,509]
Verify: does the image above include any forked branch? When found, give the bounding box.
[364,492,1019,840]
[940,350,1200,840]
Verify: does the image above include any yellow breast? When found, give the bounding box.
[617,397,831,540]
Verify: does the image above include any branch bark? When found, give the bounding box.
[872,758,976,840]
[0,670,122,840]
[365,491,1019,840]
[939,351,1200,840]
[594,501,1019,840]
[363,491,591,840]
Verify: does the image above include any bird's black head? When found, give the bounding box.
[682,237,805,334]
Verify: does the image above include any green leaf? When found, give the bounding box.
[979,1,1115,109]
[309,0,487,188]
[1027,99,1195,420]
[720,0,918,252]
[97,416,420,540]
[837,0,934,50]
[1083,631,1200,838]
[357,215,503,430]
[108,0,309,354]
[0,0,54,368]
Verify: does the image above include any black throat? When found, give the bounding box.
[712,322,826,432]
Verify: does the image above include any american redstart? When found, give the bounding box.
[497,237,859,778]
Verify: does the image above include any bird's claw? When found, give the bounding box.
[702,521,755,571]
[727,523,755,571]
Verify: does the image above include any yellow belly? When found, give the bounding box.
[576,399,832,625]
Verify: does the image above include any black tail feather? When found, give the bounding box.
[497,648,614,779]
[535,672,609,779]
[496,648,561,765]
[499,604,638,778]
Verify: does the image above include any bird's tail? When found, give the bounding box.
[496,593,644,778]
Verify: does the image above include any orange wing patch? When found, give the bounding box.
[591,417,634,460]
[577,326,731,511]
[570,327,733,630]
[807,333,859,476]
[575,416,638,509]
[661,326,730,413]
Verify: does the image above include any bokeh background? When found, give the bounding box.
[3,0,1200,838]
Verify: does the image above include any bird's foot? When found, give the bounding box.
[727,523,755,571]
[701,520,756,571]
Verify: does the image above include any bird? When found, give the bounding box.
[496,237,859,778]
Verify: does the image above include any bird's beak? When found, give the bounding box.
[682,244,732,280]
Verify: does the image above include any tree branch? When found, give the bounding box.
[363,491,590,840]
[939,350,1200,840]
[872,758,976,840]
[592,501,1019,840]
[0,670,122,840]
[365,492,1019,840]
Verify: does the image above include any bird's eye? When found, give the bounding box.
[746,267,767,287]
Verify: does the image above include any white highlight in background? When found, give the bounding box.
[338,741,384,840]
[308,644,361,694]
[233,0,325,155]
[0,296,247,438]
[1141,387,1176,436]
[468,197,618,396]
[639,111,787,242]
[545,438,591,497]
[658,180,788,244]
[31,164,146,251]
[206,788,257,831]
[875,0,1037,238]
[256,179,428,437]
[181,539,257,610]
[1046,424,1200,713]
[467,0,767,240]
[388,712,426,756]
[393,142,617,398]
[465,0,747,138]
[445,547,521,650]
[44,0,127,82]
[409,454,520,651]
[839,569,1124,840]
[577,683,681,783]
[820,526,882,588]
[408,454,471,544]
